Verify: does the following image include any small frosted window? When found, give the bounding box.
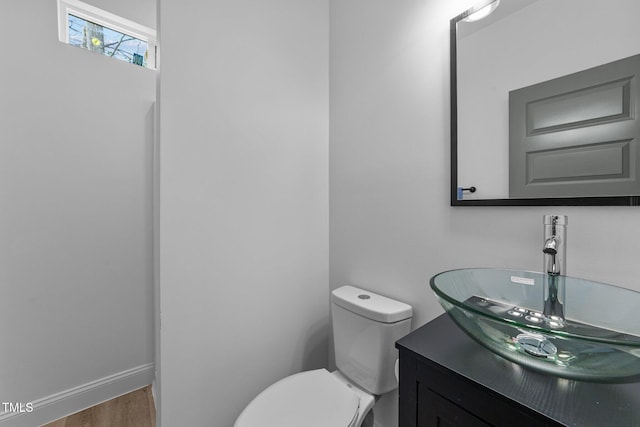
[68,14,150,67]
[58,0,157,69]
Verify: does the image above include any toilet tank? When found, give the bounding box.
[331,285,412,395]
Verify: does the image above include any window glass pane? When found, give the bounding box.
[68,14,149,68]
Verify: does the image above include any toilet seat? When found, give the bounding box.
[234,369,360,427]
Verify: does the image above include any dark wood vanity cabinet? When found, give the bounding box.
[396,315,640,427]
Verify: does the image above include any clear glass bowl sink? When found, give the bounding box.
[431,268,640,382]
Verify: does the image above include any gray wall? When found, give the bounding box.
[0,0,155,425]
[158,0,329,426]
[330,0,640,426]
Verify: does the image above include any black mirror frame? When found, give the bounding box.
[449,10,640,207]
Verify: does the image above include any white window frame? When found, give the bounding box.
[57,0,157,69]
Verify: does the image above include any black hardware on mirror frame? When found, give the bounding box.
[449,8,640,207]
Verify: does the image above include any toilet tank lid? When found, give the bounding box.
[331,285,413,323]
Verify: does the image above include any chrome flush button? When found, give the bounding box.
[358,294,370,300]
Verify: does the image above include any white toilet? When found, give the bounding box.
[235,285,413,427]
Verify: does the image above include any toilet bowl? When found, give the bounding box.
[234,285,412,427]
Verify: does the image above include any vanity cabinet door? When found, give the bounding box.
[417,384,490,427]
[414,359,559,427]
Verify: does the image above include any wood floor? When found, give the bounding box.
[42,386,156,427]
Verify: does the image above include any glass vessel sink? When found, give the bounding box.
[431,268,640,382]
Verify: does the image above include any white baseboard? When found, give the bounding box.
[0,363,155,427]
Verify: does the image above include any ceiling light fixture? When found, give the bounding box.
[463,0,501,22]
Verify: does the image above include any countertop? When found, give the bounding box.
[396,314,640,427]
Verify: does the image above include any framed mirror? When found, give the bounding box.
[451,0,640,206]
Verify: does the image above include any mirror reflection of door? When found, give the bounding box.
[509,54,640,198]
[454,0,640,204]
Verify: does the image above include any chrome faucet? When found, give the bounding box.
[542,215,567,318]
[543,215,567,275]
